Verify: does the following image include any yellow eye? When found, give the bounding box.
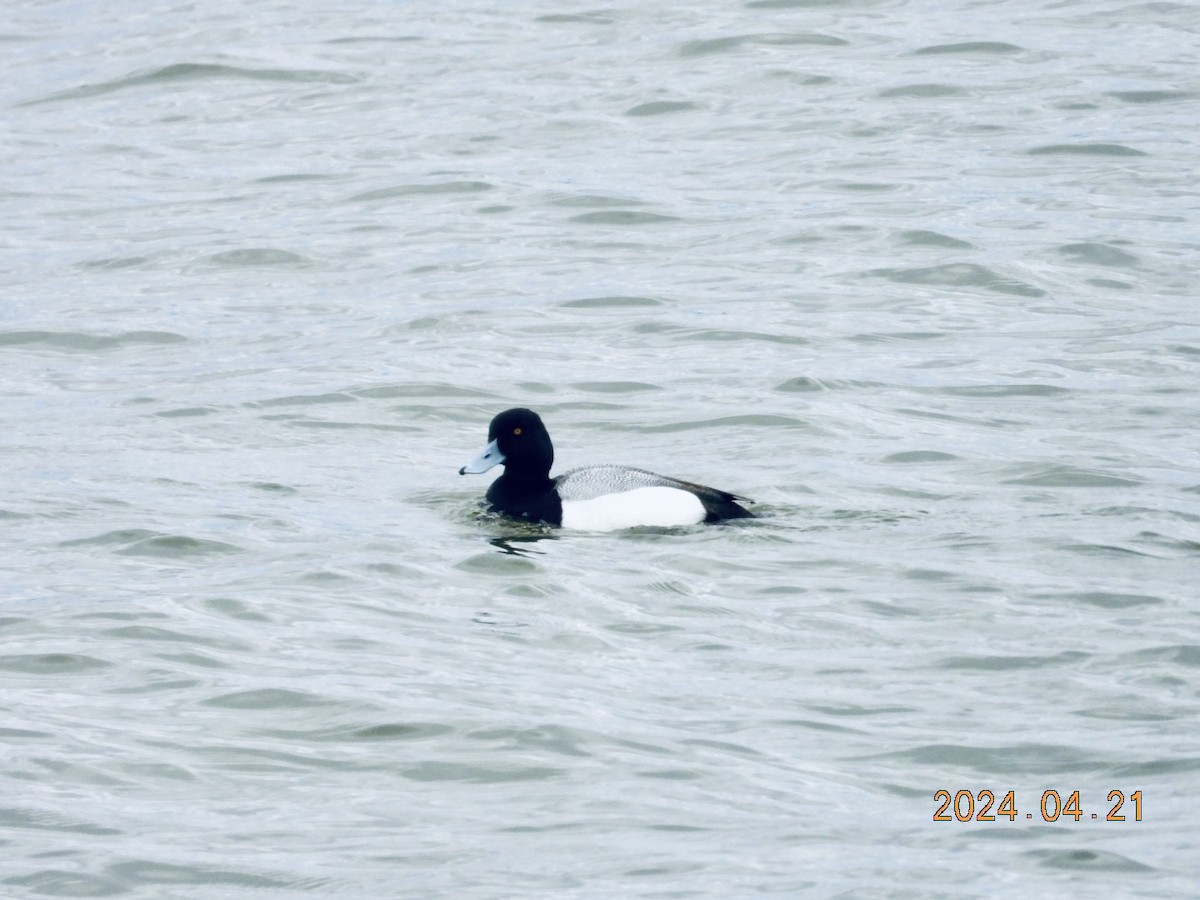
[513,427,522,435]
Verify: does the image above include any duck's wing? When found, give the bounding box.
[556,465,754,521]
[554,465,674,501]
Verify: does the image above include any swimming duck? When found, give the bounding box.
[460,408,754,530]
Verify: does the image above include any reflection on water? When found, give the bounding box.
[488,534,557,557]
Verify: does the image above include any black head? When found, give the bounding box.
[486,408,554,478]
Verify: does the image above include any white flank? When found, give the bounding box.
[560,486,706,532]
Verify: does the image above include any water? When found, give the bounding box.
[3,0,1198,895]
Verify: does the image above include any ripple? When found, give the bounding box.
[77,255,151,270]
[352,382,493,400]
[826,181,901,193]
[637,414,811,433]
[0,330,186,351]
[201,689,335,710]
[403,761,566,783]
[153,406,220,418]
[1061,591,1164,609]
[3,870,125,896]
[569,381,660,394]
[1002,466,1142,488]
[745,0,848,7]
[1057,242,1141,267]
[1063,542,1155,558]
[882,451,959,463]
[567,210,680,225]
[107,858,301,890]
[775,376,822,392]
[0,653,112,674]
[934,384,1070,398]
[1028,849,1153,873]
[877,743,1098,775]
[1122,644,1200,667]
[125,537,239,560]
[0,727,51,739]
[467,724,594,757]
[635,768,702,781]
[625,100,699,116]
[1074,704,1172,722]
[693,329,809,345]
[194,746,361,773]
[895,229,974,249]
[229,724,451,748]
[206,248,311,266]
[99,625,248,649]
[1028,143,1147,157]
[912,41,1023,55]
[1107,89,1194,104]
[536,11,616,24]
[345,723,456,742]
[851,331,944,343]
[348,181,494,202]
[558,295,663,309]
[867,263,1045,297]
[1111,757,1200,777]
[678,33,846,57]
[775,377,883,394]
[253,172,341,184]
[607,622,686,636]
[23,62,359,105]
[249,391,356,408]
[545,193,648,209]
[879,83,965,98]
[0,806,122,836]
[60,529,243,557]
[455,552,540,574]
[936,651,1089,671]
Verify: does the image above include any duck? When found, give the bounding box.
[459,408,754,531]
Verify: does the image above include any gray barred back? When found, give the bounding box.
[554,465,686,502]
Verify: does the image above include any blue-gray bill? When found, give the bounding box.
[459,439,505,475]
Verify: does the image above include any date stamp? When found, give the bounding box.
[934,789,1142,823]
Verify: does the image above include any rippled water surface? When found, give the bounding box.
[3,0,1199,896]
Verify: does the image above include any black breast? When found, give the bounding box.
[485,476,563,525]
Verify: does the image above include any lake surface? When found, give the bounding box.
[3,0,1198,896]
